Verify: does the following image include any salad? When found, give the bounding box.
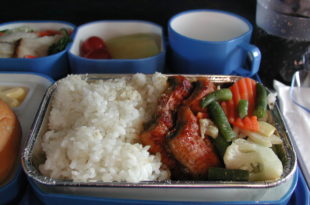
[0,26,72,58]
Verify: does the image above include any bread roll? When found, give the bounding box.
[0,99,21,184]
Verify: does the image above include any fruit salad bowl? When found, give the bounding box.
[68,20,165,74]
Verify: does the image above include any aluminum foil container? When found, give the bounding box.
[22,74,297,202]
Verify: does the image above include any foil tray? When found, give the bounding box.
[21,74,297,202]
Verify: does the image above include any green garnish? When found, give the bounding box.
[48,28,71,55]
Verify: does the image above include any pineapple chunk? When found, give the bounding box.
[0,87,28,108]
[0,93,20,107]
[258,121,276,137]
[3,87,27,101]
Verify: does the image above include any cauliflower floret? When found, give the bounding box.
[224,138,283,181]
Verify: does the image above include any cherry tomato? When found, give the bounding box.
[84,48,111,59]
[80,36,106,56]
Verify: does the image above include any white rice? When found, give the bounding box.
[39,73,170,183]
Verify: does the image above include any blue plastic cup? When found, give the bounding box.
[168,10,261,76]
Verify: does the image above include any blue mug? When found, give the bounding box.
[168,10,261,76]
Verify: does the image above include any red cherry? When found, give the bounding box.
[80,36,106,56]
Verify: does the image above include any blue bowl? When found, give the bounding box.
[68,20,165,74]
[0,21,75,79]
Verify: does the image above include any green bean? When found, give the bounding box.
[212,135,230,158]
[208,101,236,142]
[208,167,249,181]
[272,144,288,165]
[238,99,248,119]
[201,88,232,109]
[253,83,267,119]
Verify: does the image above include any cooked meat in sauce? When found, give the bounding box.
[183,77,216,114]
[168,106,221,177]
[139,76,192,169]
[139,76,223,178]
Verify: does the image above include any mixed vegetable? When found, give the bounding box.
[0,26,72,58]
[200,77,283,181]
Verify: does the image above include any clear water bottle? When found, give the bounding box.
[255,0,310,87]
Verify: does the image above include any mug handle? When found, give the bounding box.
[233,43,261,77]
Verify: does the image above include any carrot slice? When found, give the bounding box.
[250,78,257,102]
[232,116,259,132]
[245,78,255,115]
[231,84,240,106]
[220,77,259,132]
[243,117,252,128]
[228,100,236,123]
[234,118,243,128]
[238,78,248,101]
[250,116,259,131]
